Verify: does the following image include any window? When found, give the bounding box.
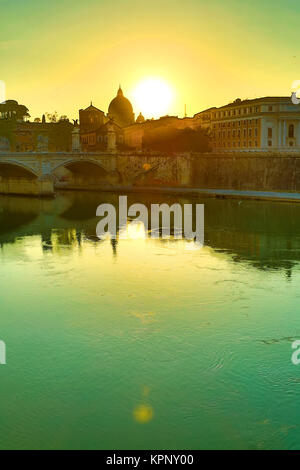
[268,128,272,138]
[289,124,295,138]
[255,128,258,137]
[268,106,273,112]
[268,140,272,147]
[249,141,252,147]
[255,141,258,147]
[249,129,252,137]
[290,141,294,147]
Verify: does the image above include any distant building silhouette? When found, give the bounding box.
[79,87,201,152]
[108,86,135,127]
[79,87,136,152]
[79,103,106,132]
[0,100,73,152]
[136,112,145,123]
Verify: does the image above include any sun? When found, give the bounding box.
[131,78,174,119]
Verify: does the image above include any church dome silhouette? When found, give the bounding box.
[136,112,145,123]
[108,86,135,127]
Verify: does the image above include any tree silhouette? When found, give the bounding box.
[143,126,211,153]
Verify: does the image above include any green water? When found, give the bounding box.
[1,191,300,450]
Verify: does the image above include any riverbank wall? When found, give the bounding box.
[190,153,300,193]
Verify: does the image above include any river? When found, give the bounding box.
[0,191,300,449]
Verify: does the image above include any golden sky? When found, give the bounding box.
[1,0,300,120]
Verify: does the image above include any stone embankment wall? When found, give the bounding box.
[191,153,300,192]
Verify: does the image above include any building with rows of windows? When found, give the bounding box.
[194,97,300,152]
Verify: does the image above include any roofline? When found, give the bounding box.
[222,96,292,108]
[195,97,294,115]
[80,105,105,113]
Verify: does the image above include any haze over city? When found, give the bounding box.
[1,0,300,120]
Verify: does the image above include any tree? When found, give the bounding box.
[45,111,58,123]
[143,126,211,153]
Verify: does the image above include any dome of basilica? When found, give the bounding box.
[136,112,145,123]
[108,87,135,127]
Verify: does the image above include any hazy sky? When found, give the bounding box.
[1,0,300,120]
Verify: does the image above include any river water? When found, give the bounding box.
[0,190,300,450]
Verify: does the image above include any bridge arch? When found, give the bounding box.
[50,158,111,176]
[0,161,38,179]
[51,158,121,187]
[0,161,48,197]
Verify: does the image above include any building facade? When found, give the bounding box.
[79,87,135,151]
[79,103,107,132]
[195,97,300,152]
[193,107,216,132]
[79,87,201,152]
[80,120,124,152]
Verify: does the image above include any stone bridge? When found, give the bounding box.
[0,152,192,196]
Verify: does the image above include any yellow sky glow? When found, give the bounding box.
[1,0,300,121]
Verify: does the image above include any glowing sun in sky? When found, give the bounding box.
[132,78,174,119]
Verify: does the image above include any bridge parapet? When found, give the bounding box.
[0,151,193,195]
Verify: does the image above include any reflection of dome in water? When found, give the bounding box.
[108,86,135,127]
